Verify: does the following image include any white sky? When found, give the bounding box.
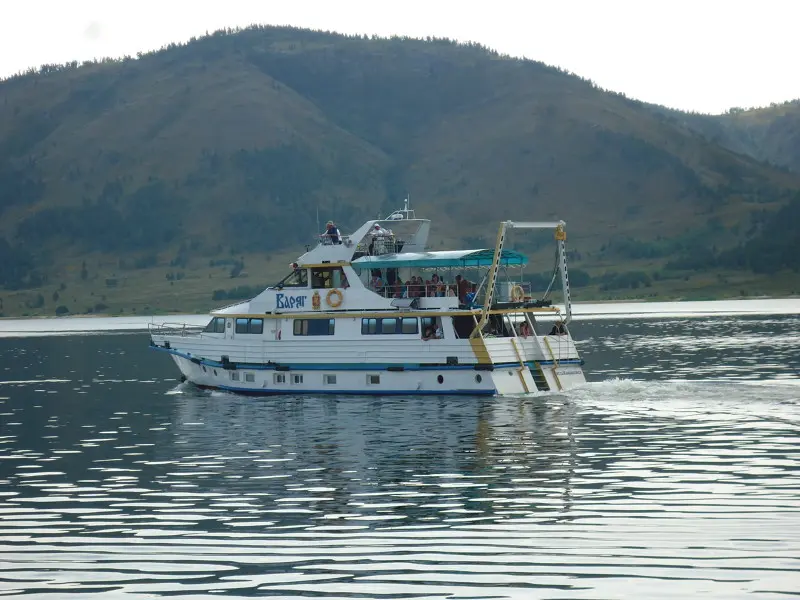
[0,0,798,114]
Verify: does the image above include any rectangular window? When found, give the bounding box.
[273,373,286,384]
[294,319,335,336]
[311,266,347,289]
[380,318,398,334]
[401,317,418,334]
[293,374,304,384]
[361,318,378,334]
[244,373,255,383]
[236,318,264,334]
[324,374,337,385]
[421,317,436,332]
[230,371,240,381]
[367,374,380,385]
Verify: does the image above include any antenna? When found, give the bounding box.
[316,206,320,236]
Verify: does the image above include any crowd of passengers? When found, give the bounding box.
[370,270,478,304]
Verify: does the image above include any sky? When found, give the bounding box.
[0,0,798,114]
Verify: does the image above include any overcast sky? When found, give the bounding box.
[1,0,797,114]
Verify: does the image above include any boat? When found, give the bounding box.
[149,201,586,395]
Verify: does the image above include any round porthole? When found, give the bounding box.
[437,375,444,384]
[475,374,482,383]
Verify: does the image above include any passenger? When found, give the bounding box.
[422,326,435,341]
[434,322,444,339]
[455,275,470,303]
[465,283,478,306]
[549,320,567,335]
[323,221,341,244]
[371,273,383,292]
[519,321,531,338]
[446,285,456,297]
[393,278,404,298]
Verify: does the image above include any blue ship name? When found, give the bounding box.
[276,293,306,309]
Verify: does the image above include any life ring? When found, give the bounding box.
[326,288,344,308]
[510,285,525,302]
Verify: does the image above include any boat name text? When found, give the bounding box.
[276,293,307,309]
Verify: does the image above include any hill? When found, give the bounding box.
[1,26,799,317]
[678,100,800,173]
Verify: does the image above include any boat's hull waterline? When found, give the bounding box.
[150,204,587,395]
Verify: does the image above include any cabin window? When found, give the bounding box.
[367,374,380,385]
[245,373,255,383]
[293,319,335,336]
[273,373,286,384]
[293,374,304,384]
[311,266,347,289]
[276,268,308,288]
[361,317,419,335]
[380,318,398,334]
[235,318,264,334]
[361,318,378,335]
[401,318,418,334]
[230,371,239,381]
[324,374,337,385]
[203,317,226,333]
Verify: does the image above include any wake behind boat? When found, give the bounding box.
[149,203,586,395]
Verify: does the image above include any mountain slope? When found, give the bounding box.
[1,26,798,316]
[676,100,800,173]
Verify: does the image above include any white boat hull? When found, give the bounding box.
[162,349,585,396]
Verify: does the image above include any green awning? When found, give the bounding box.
[352,249,528,270]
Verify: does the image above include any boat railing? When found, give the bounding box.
[148,322,202,338]
[318,234,355,247]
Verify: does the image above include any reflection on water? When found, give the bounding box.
[0,313,799,598]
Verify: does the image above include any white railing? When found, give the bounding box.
[148,322,202,337]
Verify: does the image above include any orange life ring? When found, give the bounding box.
[326,288,344,308]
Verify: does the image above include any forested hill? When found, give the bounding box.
[1,26,799,316]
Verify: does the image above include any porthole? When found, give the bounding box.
[437,375,444,384]
[475,374,482,383]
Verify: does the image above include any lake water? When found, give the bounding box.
[1,300,799,598]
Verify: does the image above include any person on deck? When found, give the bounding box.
[549,320,567,335]
[323,221,341,244]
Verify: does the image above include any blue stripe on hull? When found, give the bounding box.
[150,345,583,370]
[199,383,496,397]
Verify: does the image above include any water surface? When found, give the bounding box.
[1,305,798,598]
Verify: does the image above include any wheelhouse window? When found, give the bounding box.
[275,267,308,288]
[361,317,418,335]
[235,318,264,334]
[293,319,335,336]
[311,266,348,289]
[203,317,226,333]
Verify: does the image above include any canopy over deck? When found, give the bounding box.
[352,249,528,270]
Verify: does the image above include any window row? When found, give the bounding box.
[229,372,382,386]
[361,317,419,335]
[235,318,264,334]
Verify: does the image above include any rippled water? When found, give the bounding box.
[1,310,799,598]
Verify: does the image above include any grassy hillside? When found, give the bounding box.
[676,100,800,173]
[1,26,799,317]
